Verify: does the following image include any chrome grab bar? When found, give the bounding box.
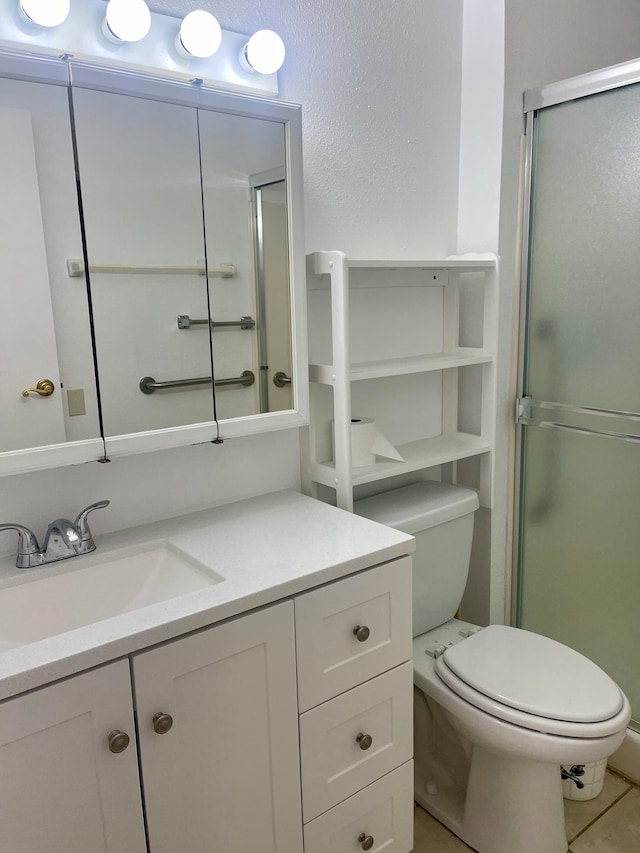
[273,371,292,387]
[139,371,255,394]
[539,421,640,444]
[177,314,255,330]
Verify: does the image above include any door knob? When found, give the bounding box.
[22,379,55,398]
[273,371,292,388]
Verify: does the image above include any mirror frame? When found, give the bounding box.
[0,53,308,476]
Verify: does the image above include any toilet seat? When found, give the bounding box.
[435,625,626,738]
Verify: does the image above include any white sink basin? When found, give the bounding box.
[0,542,223,652]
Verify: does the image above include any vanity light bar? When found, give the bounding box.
[1,0,283,95]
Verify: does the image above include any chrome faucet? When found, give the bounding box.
[0,500,110,568]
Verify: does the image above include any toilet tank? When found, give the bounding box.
[354,482,479,637]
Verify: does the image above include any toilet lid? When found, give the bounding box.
[439,625,623,723]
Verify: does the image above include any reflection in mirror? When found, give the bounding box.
[71,87,216,437]
[253,177,292,413]
[198,109,292,419]
[0,76,100,453]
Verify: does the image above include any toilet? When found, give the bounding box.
[354,481,631,853]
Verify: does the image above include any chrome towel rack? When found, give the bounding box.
[177,314,255,330]
[139,371,255,394]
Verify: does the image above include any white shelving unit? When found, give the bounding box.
[302,250,498,511]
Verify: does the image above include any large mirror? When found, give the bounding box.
[0,65,103,474]
[0,55,307,475]
[71,86,216,437]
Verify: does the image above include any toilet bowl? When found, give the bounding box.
[355,482,631,853]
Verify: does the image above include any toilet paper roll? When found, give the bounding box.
[350,417,378,467]
[349,417,404,468]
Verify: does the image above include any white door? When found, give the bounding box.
[0,107,66,451]
[133,601,303,853]
[0,660,147,853]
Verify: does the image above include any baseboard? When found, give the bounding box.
[609,727,640,786]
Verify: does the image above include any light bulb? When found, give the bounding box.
[177,10,222,59]
[19,0,70,28]
[103,0,151,44]
[244,30,285,75]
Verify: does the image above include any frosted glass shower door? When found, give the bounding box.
[518,82,640,726]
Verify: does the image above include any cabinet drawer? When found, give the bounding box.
[300,662,413,822]
[295,556,412,711]
[303,760,414,853]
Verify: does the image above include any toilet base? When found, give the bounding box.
[415,747,568,853]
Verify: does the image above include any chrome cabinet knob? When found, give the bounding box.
[358,832,374,850]
[353,625,370,642]
[356,732,373,750]
[108,730,130,754]
[153,712,174,734]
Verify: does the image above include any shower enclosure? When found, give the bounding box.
[516,61,640,731]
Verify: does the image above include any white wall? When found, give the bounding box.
[0,0,465,555]
[496,0,640,619]
[152,0,465,258]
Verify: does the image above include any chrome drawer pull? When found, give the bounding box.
[356,732,373,750]
[358,832,374,850]
[353,625,370,642]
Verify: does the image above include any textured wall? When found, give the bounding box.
[150,0,464,258]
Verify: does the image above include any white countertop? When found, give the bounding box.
[0,490,414,701]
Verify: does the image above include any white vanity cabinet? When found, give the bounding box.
[0,490,415,853]
[295,557,415,852]
[0,601,302,853]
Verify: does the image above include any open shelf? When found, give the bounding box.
[346,258,496,270]
[311,433,491,489]
[303,250,497,511]
[310,351,493,385]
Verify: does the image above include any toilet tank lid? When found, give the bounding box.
[353,481,479,535]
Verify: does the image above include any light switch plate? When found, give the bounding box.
[67,389,86,417]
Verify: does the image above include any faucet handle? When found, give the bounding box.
[0,524,42,568]
[74,500,110,543]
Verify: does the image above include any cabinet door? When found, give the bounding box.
[0,660,146,853]
[132,601,303,853]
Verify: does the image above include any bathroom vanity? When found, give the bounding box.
[0,491,415,853]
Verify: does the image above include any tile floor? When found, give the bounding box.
[412,771,640,853]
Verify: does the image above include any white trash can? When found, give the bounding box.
[561,759,607,800]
